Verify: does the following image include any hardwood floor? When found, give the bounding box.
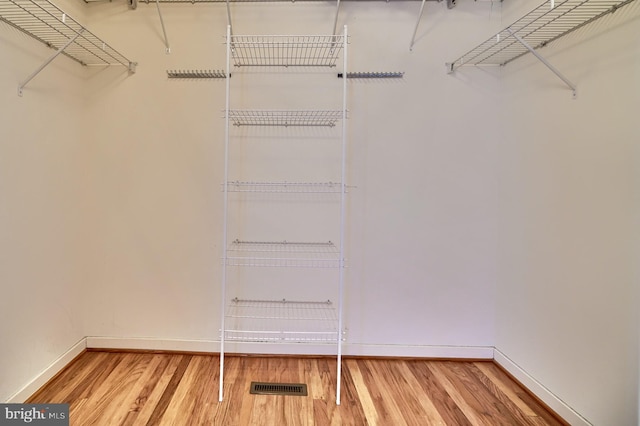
[27,351,566,425]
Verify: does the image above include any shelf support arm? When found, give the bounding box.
[332,0,341,36]
[409,0,426,51]
[155,0,170,54]
[226,0,233,36]
[18,29,84,97]
[507,27,576,97]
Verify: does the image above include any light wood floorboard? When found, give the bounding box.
[27,351,567,426]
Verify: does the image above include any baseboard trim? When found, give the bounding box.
[493,348,589,426]
[86,336,219,353]
[7,338,86,403]
[85,336,494,360]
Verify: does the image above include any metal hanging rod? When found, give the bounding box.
[167,69,228,78]
[448,0,637,71]
[337,71,404,79]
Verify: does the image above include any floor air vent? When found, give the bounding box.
[250,382,308,396]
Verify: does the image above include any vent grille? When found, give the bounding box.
[250,382,308,396]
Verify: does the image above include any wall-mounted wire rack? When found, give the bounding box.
[0,0,135,95]
[226,240,341,268]
[225,181,344,193]
[447,0,637,96]
[228,110,344,127]
[224,298,339,343]
[229,34,346,67]
[220,25,349,405]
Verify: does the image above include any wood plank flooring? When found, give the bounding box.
[27,351,566,426]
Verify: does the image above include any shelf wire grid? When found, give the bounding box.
[228,110,344,127]
[226,240,341,268]
[449,0,636,70]
[229,34,346,67]
[224,298,339,343]
[0,0,133,68]
[225,181,344,193]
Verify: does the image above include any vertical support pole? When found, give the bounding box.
[332,0,341,36]
[219,24,231,403]
[409,0,426,51]
[336,24,347,406]
[18,29,84,96]
[507,28,577,98]
[226,0,233,36]
[155,0,170,53]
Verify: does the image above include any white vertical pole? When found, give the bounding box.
[336,24,347,406]
[219,24,231,403]
[226,0,233,36]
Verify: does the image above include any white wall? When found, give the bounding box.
[81,0,500,354]
[0,0,88,402]
[2,0,638,423]
[495,1,640,425]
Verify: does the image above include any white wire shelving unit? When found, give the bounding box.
[0,0,135,96]
[447,0,637,96]
[219,25,349,405]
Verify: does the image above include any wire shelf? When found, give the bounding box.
[225,181,344,193]
[228,110,344,127]
[226,240,341,268]
[449,0,636,70]
[229,34,346,67]
[0,0,134,68]
[224,298,339,343]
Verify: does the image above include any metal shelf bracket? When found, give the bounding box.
[410,0,426,51]
[18,29,84,97]
[506,27,577,98]
[155,0,171,53]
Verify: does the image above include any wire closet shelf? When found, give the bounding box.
[224,298,339,343]
[226,240,341,268]
[0,0,134,69]
[449,0,637,70]
[228,110,344,127]
[229,34,346,67]
[225,181,344,193]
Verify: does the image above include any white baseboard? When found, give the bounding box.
[493,348,589,426]
[7,338,86,403]
[86,336,494,359]
[85,336,219,353]
[343,343,494,359]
